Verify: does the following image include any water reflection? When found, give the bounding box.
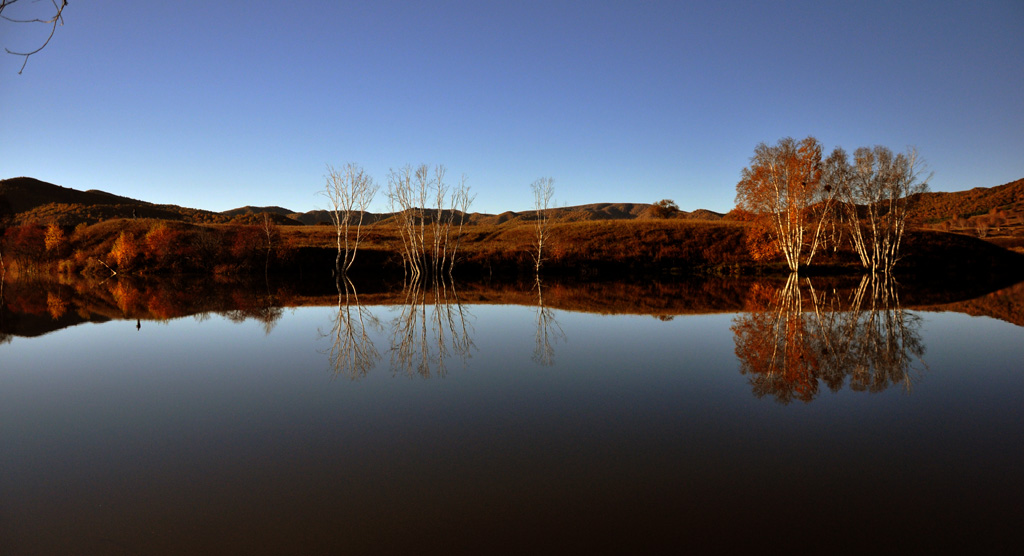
[388,277,475,378]
[0,274,298,337]
[321,276,566,377]
[6,273,1024,397]
[3,274,1023,553]
[6,274,1022,339]
[532,277,565,366]
[732,274,926,403]
[320,276,382,380]
[221,290,284,334]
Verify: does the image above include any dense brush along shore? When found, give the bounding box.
[2,217,1024,281]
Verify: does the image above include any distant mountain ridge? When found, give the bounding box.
[0,176,725,226]
[0,176,224,225]
[221,206,295,218]
[0,177,149,213]
[2,175,1022,228]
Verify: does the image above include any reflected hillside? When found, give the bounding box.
[0,275,297,339]
[3,274,1024,341]
[916,280,1024,327]
[732,274,926,403]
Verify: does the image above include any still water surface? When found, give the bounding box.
[1,277,1022,554]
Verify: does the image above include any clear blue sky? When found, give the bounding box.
[2,0,1022,215]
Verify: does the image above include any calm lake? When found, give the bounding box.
[2,275,1022,554]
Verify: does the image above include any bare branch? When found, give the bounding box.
[2,0,68,74]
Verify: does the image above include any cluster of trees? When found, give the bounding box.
[736,136,931,274]
[0,220,289,277]
[386,164,473,280]
[317,163,563,281]
[1,222,68,275]
[322,163,474,281]
[930,207,1016,238]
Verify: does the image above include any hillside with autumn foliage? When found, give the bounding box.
[6,174,1023,236]
[0,177,723,228]
[1,175,1023,280]
[909,177,1024,246]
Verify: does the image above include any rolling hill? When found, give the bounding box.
[908,178,1024,248]
[0,176,724,227]
[0,177,149,213]
[1,175,1022,236]
[909,177,1024,224]
[0,177,225,225]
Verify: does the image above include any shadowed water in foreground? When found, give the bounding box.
[2,275,1022,554]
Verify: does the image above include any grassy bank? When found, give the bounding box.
[2,217,1023,281]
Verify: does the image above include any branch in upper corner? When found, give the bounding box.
[2,0,69,74]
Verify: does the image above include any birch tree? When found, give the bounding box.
[322,163,379,275]
[824,146,930,275]
[530,177,555,275]
[446,175,473,275]
[259,213,279,281]
[735,136,824,272]
[387,165,418,278]
[387,164,472,280]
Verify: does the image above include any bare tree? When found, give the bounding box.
[430,166,448,277]
[530,177,555,275]
[387,164,430,279]
[975,216,991,238]
[387,164,472,281]
[2,0,68,74]
[819,147,853,254]
[322,163,379,275]
[825,146,931,275]
[259,213,279,281]
[445,174,473,276]
[387,165,418,279]
[414,164,431,274]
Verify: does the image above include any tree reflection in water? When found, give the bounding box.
[732,273,925,403]
[532,277,565,366]
[320,276,382,380]
[388,277,475,378]
[222,291,284,335]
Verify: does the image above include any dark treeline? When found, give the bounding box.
[2,210,1023,284]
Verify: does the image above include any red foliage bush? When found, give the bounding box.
[4,223,46,260]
